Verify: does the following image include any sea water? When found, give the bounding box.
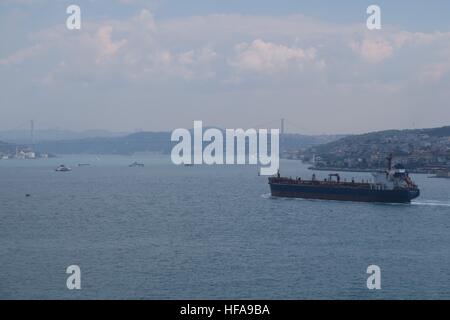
[0,155,449,299]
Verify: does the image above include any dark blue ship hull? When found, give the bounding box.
[269,182,420,204]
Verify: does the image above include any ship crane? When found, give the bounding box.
[387,154,393,171]
[328,173,341,183]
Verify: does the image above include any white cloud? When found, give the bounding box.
[132,8,157,32]
[419,61,450,83]
[2,9,449,84]
[1,8,450,132]
[0,44,43,66]
[95,25,127,64]
[350,38,394,63]
[230,39,320,73]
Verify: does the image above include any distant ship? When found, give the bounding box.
[129,161,144,168]
[55,165,71,172]
[430,169,450,179]
[269,156,420,204]
[77,163,91,167]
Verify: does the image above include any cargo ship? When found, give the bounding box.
[269,156,420,203]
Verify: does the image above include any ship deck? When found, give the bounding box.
[269,177,377,190]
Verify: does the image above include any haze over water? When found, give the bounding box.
[1,155,449,299]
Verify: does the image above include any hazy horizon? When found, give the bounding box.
[1,0,450,134]
[2,122,450,140]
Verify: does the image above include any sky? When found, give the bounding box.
[1,0,450,134]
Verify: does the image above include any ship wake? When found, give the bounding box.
[411,200,450,207]
[262,193,450,207]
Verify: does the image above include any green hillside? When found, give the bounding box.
[304,126,450,171]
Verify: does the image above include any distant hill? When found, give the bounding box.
[0,129,129,144]
[35,132,171,155]
[281,134,345,153]
[304,126,450,170]
[0,140,15,154]
[33,131,343,156]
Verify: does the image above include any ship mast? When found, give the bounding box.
[387,154,393,170]
[30,120,34,149]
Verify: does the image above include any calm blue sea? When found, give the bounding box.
[0,155,449,299]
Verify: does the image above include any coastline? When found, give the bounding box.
[307,166,431,174]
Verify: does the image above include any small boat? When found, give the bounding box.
[429,170,450,179]
[55,165,71,172]
[129,161,144,168]
[77,163,91,167]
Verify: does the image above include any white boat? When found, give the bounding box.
[55,165,72,172]
[129,161,144,168]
